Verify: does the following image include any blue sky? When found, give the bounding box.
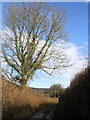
[51,2,88,47]
[1,2,88,88]
[28,2,88,88]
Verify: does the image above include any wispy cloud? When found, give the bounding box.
[29,41,87,88]
[57,42,87,87]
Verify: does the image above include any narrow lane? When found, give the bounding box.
[30,106,56,119]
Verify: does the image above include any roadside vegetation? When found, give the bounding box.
[2,76,57,118]
[54,67,89,120]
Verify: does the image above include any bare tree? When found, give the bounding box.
[2,2,70,86]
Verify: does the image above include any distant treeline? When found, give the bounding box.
[54,67,89,120]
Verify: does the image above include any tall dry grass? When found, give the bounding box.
[2,77,56,118]
[54,67,89,120]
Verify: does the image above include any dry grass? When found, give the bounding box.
[2,77,57,118]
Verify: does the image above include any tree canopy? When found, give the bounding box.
[48,84,64,98]
[2,2,70,86]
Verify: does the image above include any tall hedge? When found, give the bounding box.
[54,67,89,120]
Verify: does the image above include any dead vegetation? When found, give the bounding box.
[2,77,56,118]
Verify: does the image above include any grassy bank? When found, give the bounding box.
[54,67,89,120]
[2,77,57,118]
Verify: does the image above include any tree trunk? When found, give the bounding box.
[20,77,27,88]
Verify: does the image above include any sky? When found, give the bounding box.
[28,2,88,88]
[1,1,88,88]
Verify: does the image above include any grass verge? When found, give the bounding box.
[2,77,57,118]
